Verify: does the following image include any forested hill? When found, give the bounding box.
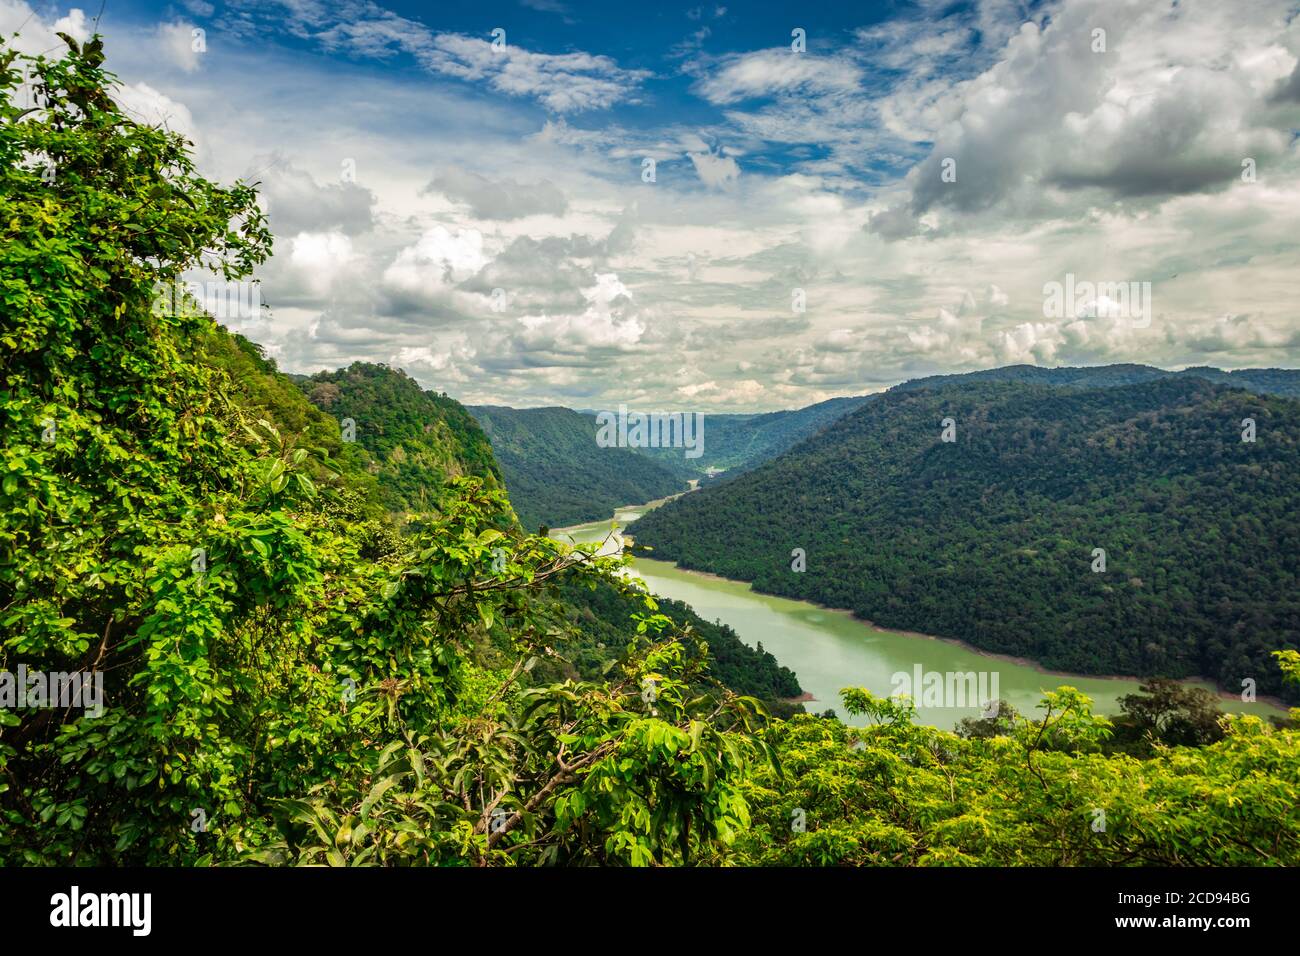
[469,405,690,530]
[202,333,391,514]
[468,395,873,528]
[299,362,501,514]
[466,368,1299,528]
[627,377,1300,700]
[891,363,1300,398]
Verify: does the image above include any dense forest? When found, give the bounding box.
[2,37,1299,868]
[469,405,689,529]
[892,363,1300,398]
[475,369,1300,532]
[628,378,1300,701]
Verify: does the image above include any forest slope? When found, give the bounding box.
[301,363,501,514]
[628,378,1300,699]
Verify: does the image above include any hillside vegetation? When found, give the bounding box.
[628,378,1300,700]
[893,363,1300,398]
[302,363,501,515]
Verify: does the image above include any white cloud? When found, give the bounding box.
[694,48,862,104]
[687,150,740,189]
[113,82,200,144]
[255,155,376,235]
[427,166,567,219]
[288,232,354,296]
[419,34,651,113]
[158,21,203,73]
[381,225,490,313]
[875,0,1300,235]
[291,7,651,113]
[53,8,90,43]
[514,274,646,354]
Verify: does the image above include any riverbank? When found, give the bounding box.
[556,501,1290,727]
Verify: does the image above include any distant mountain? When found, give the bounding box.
[892,363,1300,398]
[628,377,1300,700]
[468,395,876,527]
[467,365,1300,529]
[624,395,872,480]
[469,405,689,530]
[628,366,1300,485]
[300,362,501,514]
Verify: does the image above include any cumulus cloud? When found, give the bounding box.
[1169,312,1299,353]
[380,225,491,316]
[54,7,90,43]
[876,0,1300,237]
[255,155,377,236]
[687,150,740,189]
[287,232,355,296]
[514,274,645,354]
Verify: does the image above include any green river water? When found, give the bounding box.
[555,501,1285,730]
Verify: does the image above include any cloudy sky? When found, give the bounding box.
[6,0,1300,411]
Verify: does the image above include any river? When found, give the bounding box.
[555,501,1286,730]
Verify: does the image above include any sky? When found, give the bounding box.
[5,0,1300,411]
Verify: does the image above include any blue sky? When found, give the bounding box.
[6,0,1300,411]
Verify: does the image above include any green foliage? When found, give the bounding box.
[630,379,1300,700]
[732,687,1300,866]
[201,332,382,505]
[1111,678,1226,752]
[254,638,765,866]
[0,37,755,867]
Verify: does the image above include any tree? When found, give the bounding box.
[956,700,1020,739]
[0,35,762,867]
[1116,678,1224,749]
